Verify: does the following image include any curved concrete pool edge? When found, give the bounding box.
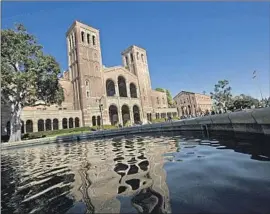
[2,107,270,150]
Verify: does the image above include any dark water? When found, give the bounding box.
[2,134,270,214]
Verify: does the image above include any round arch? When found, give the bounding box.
[121,104,130,126]
[53,119,59,130]
[69,118,74,128]
[106,79,116,96]
[118,76,127,97]
[133,105,140,124]
[109,105,119,126]
[45,119,52,131]
[38,119,44,132]
[62,118,68,129]
[75,117,80,127]
[130,83,137,98]
[26,120,33,133]
[92,116,96,126]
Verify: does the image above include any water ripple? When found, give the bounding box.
[1,135,270,214]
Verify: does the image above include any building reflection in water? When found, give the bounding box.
[1,135,177,214]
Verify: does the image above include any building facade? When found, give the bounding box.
[173,91,212,117]
[1,20,177,135]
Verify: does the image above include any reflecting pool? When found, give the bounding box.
[2,134,270,214]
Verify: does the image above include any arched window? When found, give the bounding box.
[87,33,90,44]
[157,97,160,104]
[45,119,52,131]
[106,79,116,96]
[38,119,44,132]
[97,116,101,126]
[118,76,127,97]
[69,118,74,128]
[86,80,90,97]
[109,105,118,125]
[92,116,96,126]
[53,119,59,130]
[121,105,130,126]
[130,83,137,98]
[71,35,75,47]
[125,56,129,65]
[21,120,25,134]
[62,118,68,129]
[75,117,80,127]
[130,53,134,62]
[81,31,85,42]
[26,120,33,133]
[92,35,96,45]
[133,105,140,124]
[137,52,139,60]
[162,97,165,104]
[141,54,144,62]
[69,38,72,50]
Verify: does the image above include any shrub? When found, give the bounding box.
[152,118,166,123]
[22,127,91,140]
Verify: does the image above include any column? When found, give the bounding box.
[60,118,63,130]
[119,109,123,126]
[33,120,38,132]
[126,81,130,98]
[115,83,119,96]
[130,109,134,125]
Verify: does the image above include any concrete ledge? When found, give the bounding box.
[252,107,270,135]
[2,107,270,150]
[211,113,231,124]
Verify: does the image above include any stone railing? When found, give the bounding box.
[2,107,269,150]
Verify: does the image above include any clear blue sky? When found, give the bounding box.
[2,2,270,99]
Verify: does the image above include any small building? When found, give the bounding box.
[173,91,212,117]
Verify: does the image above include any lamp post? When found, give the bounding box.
[96,96,104,130]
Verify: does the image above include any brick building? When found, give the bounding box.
[1,20,177,135]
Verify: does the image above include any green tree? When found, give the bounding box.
[210,80,233,112]
[233,94,260,109]
[260,97,270,107]
[1,24,64,142]
[155,88,175,107]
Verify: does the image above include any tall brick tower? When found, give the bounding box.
[66,21,105,126]
[121,46,153,118]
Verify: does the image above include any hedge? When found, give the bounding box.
[22,125,117,140]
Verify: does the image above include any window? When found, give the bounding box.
[137,52,139,60]
[130,53,134,62]
[92,35,96,45]
[157,97,160,104]
[87,91,90,97]
[71,35,74,47]
[141,54,144,62]
[69,38,72,50]
[81,31,85,42]
[125,56,129,65]
[87,33,90,44]
[85,80,89,86]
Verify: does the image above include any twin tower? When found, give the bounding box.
[65,20,173,127]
